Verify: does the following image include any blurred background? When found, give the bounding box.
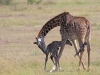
[0,0,100,75]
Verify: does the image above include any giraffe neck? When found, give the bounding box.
[39,44,47,55]
[37,12,72,38]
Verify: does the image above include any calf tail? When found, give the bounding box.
[66,40,72,46]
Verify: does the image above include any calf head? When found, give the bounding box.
[34,37,46,51]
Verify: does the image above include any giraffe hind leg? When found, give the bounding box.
[78,40,87,71]
[72,40,86,70]
[87,40,91,71]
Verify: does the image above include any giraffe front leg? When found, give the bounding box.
[57,39,66,71]
[57,61,65,72]
[58,59,62,71]
[58,39,66,59]
[56,49,62,71]
[57,55,64,71]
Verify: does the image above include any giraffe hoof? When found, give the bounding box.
[50,65,57,73]
[58,67,62,70]
[50,70,53,73]
[50,69,57,73]
[83,66,87,71]
[83,67,87,71]
[77,69,80,71]
[87,67,91,72]
[58,67,64,71]
[44,68,46,70]
[79,67,81,70]
[87,69,90,72]
[87,66,91,72]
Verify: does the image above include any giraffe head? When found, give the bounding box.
[34,36,46,51]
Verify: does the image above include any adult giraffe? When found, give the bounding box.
[35,12,91,72]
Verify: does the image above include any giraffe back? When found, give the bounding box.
[61,16,91,41]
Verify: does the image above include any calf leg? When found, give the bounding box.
[44,54,48,70]
[50,55,54,64]
[50,55,57,72]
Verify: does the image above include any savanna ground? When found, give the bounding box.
[0,0,100,75]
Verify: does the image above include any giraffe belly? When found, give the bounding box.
[67,32,77,40]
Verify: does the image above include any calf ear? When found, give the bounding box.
[34,42,37,44]
[35,37,38,40]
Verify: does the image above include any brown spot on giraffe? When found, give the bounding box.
[35,12,91,71]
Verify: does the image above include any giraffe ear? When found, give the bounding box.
[35,37,38,40]
[34,42,37,44]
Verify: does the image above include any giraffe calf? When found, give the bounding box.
[34,39,72,72]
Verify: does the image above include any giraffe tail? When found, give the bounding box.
[75,23,91,57]
[74,42,87,57]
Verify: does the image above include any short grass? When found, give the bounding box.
[0,0,100,75]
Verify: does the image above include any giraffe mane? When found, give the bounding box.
[37,12,70,38]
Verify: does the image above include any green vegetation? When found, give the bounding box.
[27,0,42,4]
[0,0,100,75]
[0,0,12,5]
[27,0,35,4]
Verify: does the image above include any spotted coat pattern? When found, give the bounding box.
[36,12,91,71]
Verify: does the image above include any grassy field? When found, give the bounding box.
[0,0,100,75]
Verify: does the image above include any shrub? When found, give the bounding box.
[0,0,12,5]
[27,0,42,4]
[27,0,35,4]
